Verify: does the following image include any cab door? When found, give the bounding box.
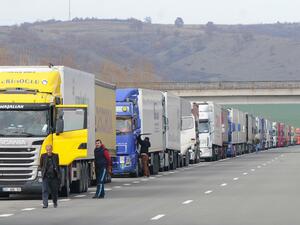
[53,105,88,166]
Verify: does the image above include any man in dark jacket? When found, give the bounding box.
[93,139,111,199]
[40,145,60,208]
[137,135,151,177]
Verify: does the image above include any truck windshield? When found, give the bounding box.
[116,118,132,134]
[0,110,49,137]
[199,121,209,133]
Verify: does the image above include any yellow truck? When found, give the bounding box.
[0,66,116,197]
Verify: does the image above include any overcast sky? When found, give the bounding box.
[1,0,300,25]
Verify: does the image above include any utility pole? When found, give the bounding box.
[68,0,71,21]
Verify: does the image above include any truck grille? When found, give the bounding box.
[0,147,39,181]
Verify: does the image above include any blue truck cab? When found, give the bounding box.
[113,89,141,176]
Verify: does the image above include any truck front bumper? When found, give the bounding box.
[0,176,42,194]
[200,147,212,158]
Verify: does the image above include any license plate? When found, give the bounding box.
[2,187,22,192]
[119,156,125,164]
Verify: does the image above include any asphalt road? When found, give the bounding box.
[1,146,300,225]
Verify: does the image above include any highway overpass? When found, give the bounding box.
[118,81,300,126]
[117,81,300,104]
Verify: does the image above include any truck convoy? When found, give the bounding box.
[0,66,116,197]
[0,66,298,197]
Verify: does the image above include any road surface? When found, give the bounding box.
[1,147,299,225]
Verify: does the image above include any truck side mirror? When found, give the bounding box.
[56,118,64,135]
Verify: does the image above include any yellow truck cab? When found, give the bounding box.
[0,66,116,197]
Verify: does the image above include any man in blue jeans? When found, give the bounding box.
[93,139,111,199]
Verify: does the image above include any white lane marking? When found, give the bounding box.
[0,214,14,217]
[141,178,149,181]
[74,194,86,198]
[149,177,156,179]
[104,188,112,191]
[220,183,227,187]
[281,154,284,157]
[257,166,261,168]
[151,214,165,220]
[21,208,35,211]
[90,191,96,194]
[123,183,131,186]
[251,169,255,171]
[169,171,175,174]
[156,175,163,177]
[205,190,213,194]
[275,157,278,160]
[262,163,266,166]
[219,158,229,162]
[132,181,140,184]
[233,177,239,181]
[243,172,248,175]
[182,200,193,205]
[59,199,70,202]
[113,186,122,189]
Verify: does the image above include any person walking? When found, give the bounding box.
[40,145,60,208]
[137,134,151,177]
[93,139,111,199]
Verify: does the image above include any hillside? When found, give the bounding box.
[1,19,300,83]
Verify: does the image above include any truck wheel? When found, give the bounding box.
[130,159,140,177]
[152,153,159,175]
[60,167,70,197]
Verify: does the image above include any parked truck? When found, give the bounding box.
[277,122,286,147]
[164,92,181,170]
[272,122,278,148]
[114,88,165,176]
[221,108,229,159]
[179,98,197,166]
[227,108,240,157]
[246,113,256,153]
[0,66,116,197]
[198,102,222,161]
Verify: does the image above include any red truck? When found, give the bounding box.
[277,123,286,147]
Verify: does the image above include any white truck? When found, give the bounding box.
[138,89,165,174]
[238,110,247,154]
[163,92,181,170]
[198,102,222,161]
[246,113,256,153]
[179,99,196,166]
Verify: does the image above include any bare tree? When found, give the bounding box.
[175,17,184,28]
[144,17,152,24]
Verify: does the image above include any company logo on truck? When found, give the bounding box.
[0,105,24,109]
[1,79,48,85]
[0,139,27,146]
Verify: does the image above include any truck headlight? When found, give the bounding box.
[125,157,131,166]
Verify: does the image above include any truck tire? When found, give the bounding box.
[130,159,141,177]
[155,153,160,175]
[170,151,175,170]
[60,167,70,197]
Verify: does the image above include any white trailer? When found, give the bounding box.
[265,120,273,149]
[228,108,239,156]
[180,99,196,166]
[272,122,278,148]
[238,110,247,154]
[198,102,222,161]
[246,113,256,153]
[138,89,165,174]
[163,92,181,170]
